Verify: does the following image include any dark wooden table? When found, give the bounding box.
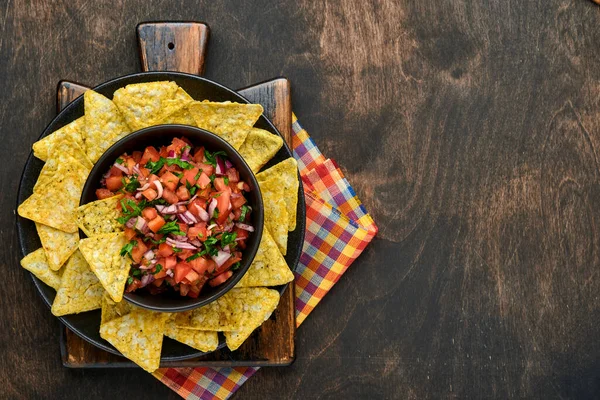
[2,1,600,399]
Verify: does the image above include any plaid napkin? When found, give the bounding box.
[152,114,378,399]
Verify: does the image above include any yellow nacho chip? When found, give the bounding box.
[113,81,192,131]
[188,101,263,150]
[223,288,280,351]
[32,117,86,162]
[100,309,169,373]
[101,293,133,325]
[258,177,289,255]
[238,128,283,173]
[51,250,104,316]
[236,229,293,288]
[36,223,79,271]
[164,323,219,353]
[256,158,299,231]
[33,147,92,192]
[18,156,90,232]
[79,232,129,302]
[20,248,62,290]
[174,288,280,338]
[75,195,124,237]
[83,90,132,163]
[159,107,197,126]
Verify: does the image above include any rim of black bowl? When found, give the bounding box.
[80,124,264,313]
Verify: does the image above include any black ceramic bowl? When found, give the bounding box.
[80,124,264,313]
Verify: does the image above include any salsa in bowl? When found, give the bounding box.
[80,125,264,313]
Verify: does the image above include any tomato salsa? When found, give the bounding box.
[97,137,255,298]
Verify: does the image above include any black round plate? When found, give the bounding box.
[16,72,305,361]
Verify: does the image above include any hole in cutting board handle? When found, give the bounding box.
[168,42,175,50]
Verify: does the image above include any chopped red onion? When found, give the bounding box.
[235,222,255,232]
[181,146,191,161]
[153,180,163,199]
[223,221,234,232]
[134,192,143,200]
[139,274,155,288]
[211,250,231,268]
[215,157,226,175]
[230,192,242,199]
[190,239,201,247]
[114,162,129,174]
[125,218,136,228]
[143,250,155,261]
[167,150,176,158]
[166,237,197,250]
[135,216,148,233]
[207,223,217,231]
[137,182,151,191]
[225,160,233,169]
[223,245,231,253]
[194,204,210,222]
[166,269,174,277]
[173,235,188,242]
[228,202,232,211]
[132,164,142,176]
[208,198,218,219]
[157,204,178,215]
[139,264,154,270]
[183,211,198,224]
[177,213,190,224]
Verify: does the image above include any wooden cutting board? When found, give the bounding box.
[59,22,296,368]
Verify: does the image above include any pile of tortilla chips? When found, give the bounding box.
[17,81,298,373]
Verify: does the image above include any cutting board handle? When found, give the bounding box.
[137,22,210,75]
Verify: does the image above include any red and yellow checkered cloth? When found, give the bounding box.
[153,114,378,399]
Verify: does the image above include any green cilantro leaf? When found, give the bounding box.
[145,158,167,174]
[223,177,229,185]
[152,264,163,275]
[172,247,182,253]
[157,220,185,236]
[121,175,140,193]
[115,158,124,165]
[119,240,136,258]
[239,205,250,221]
[220,231,237,247]
[204,150,227,167]
[186,252,203,262]
[127,276,134,285]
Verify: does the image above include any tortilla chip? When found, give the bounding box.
[32,117,86,162]
[100,309,169,373]
[20,248,62,290]
[256,158,299,231]
[113,81,192,131]
[223,288,280,351]
[75,195,124,237]
[236,229,293,288]
[83,90,132,163]
[79,232,129,302]
[258,177,289,255]
[36,223,79,271]
[159,107,197,126]
[51,250,104,316]
[18,156,90,232]
[33,147,92,192]
[101,293,133,325]
[238,128,283,173]
[188,101,263,150]
[174,288,280,338]
[164,323,219,353]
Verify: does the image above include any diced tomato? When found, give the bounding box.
[140,146,160,166]
[179,284,190,296]
[131,239,149,263]
[96,188,115,199]
[158,243,174,257]
[187,284,201,298]
[237,181,251,192]
[124,227,137,241]
[231,195,246,209]
[177,249,194,261]
[152,278,164,287]
[174,262,192,283]
[214,177,228,191]
[153,267,167,280]
[176,185,191,201]
[213,256,241,276]
[125,158,136,174]
[105,175,123,191]
[131,151,142,163]
[142,188,157,200]
[167,138,188,156]
[148,215,166,233]
[162,188,179,204]
[188,222,207,241]
[226,168,240,183]
[126,278,142,293]
[197,163,214,177]
[216,190,231,224]
[187,198,207,218]
[180,167,199,186]
[138,167,150,178]
[142,207,157,220]
[209,271,233,287]
[148,174,160,183]
[192,147,205,163]
[193,172,210,189]
[234,227,249,241]
[177,222,189,234]
[184,269,200,283]
[164,256,177,269]
[108,165,124,177]
[189,256,215,275]
[160,171,179,191]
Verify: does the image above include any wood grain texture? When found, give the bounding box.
[3,1,600,399]
[56,81,87,113]
[137,22,210,75]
